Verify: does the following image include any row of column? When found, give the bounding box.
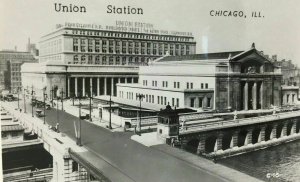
[67,77,136,97]
[243,81,263,110]
[196,120,298,154]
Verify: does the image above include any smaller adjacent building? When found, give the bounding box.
[116,44,283,112]
[281,85,299,105]
[0,50,37,93]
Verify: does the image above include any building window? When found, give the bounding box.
[292,94,295,103]
[172,98,175,106]
[72,161,78,172]
[158,96,160,104]
[176,98,179,107]
[287,94,290,103]
[116,56,120,65]
[190,98,195,107]
[187,82,189,89]
[174,82,176,88]
[191,83,193,89]
[205,83,208,89]
[199,98,203,108]
[201,83,204,89]
[122,57,127,65]
[177,82,180,89]
[164,97,167,105]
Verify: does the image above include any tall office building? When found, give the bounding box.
[0,50,37,93]
[39,22,196,65]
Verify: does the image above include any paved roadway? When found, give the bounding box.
[17,101,226,182]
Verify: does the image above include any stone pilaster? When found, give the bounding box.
[230,131,238,148]
[196,135,206,155]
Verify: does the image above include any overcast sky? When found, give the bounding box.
[1,0,299,64]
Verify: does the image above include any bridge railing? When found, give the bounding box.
[180,110,300,133]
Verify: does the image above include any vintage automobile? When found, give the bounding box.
[35,110,43,117]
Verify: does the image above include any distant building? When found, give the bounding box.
[26,38,39,57]
[0,50,37,93]
[116,44,282,111]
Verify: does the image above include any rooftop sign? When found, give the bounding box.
[56,20,193,37]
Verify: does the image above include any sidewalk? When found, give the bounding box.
[152,144,264,182]
[131,132,164,147]
[53,100,126,132]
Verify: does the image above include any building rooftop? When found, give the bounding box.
[156,51,243,62]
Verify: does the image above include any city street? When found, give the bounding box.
[14,99,227,182]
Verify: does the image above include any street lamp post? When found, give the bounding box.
[60,89,64,111]
[108,93,112,129]
[23,88,27,113]
[31,86,35,117]
[50,87,54,107]
[43,88,47,125]
[136,94,145,134]
[77,95,82,146]
[17,87,20,110]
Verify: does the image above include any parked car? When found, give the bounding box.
[35,110,43,117]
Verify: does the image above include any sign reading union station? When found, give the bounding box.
[56,21,193,37]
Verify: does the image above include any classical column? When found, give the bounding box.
[97,78,100,96]
[67,77,70,97]
[131,77,134,83]
[260,81,264,109]
[118,77,121,84]
[75,77,78,97]
[244,82,248,110]
[82,77,86,96]
[125,77,127,84]
[90,78,93,96]
[104,77,107,95]
[252,82,257,110]
[111,78,114,96]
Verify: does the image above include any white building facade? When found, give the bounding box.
[117,60,217,110]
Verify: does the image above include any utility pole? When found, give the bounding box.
[23,88,27,113]
[31,86,35,117]
[136,94,145,134]
[43,88,47,125]
[77,96,82,146]
[56,95,60,133]
[89,85,92,122]
[109,93,112,129]
[17,87,20,110]
[60,89,64,111]
[50,87,54,107]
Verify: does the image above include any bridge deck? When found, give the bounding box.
[180,111,300,135]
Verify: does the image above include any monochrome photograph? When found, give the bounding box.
[0,0,300,181]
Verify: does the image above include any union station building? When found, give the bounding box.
[21,22,196,100]
[114,43,282,111]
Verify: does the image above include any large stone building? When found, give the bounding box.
[0,50,37,93]
[39,22,196,65]
[22,22,196,100]
[116,44,282,111]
